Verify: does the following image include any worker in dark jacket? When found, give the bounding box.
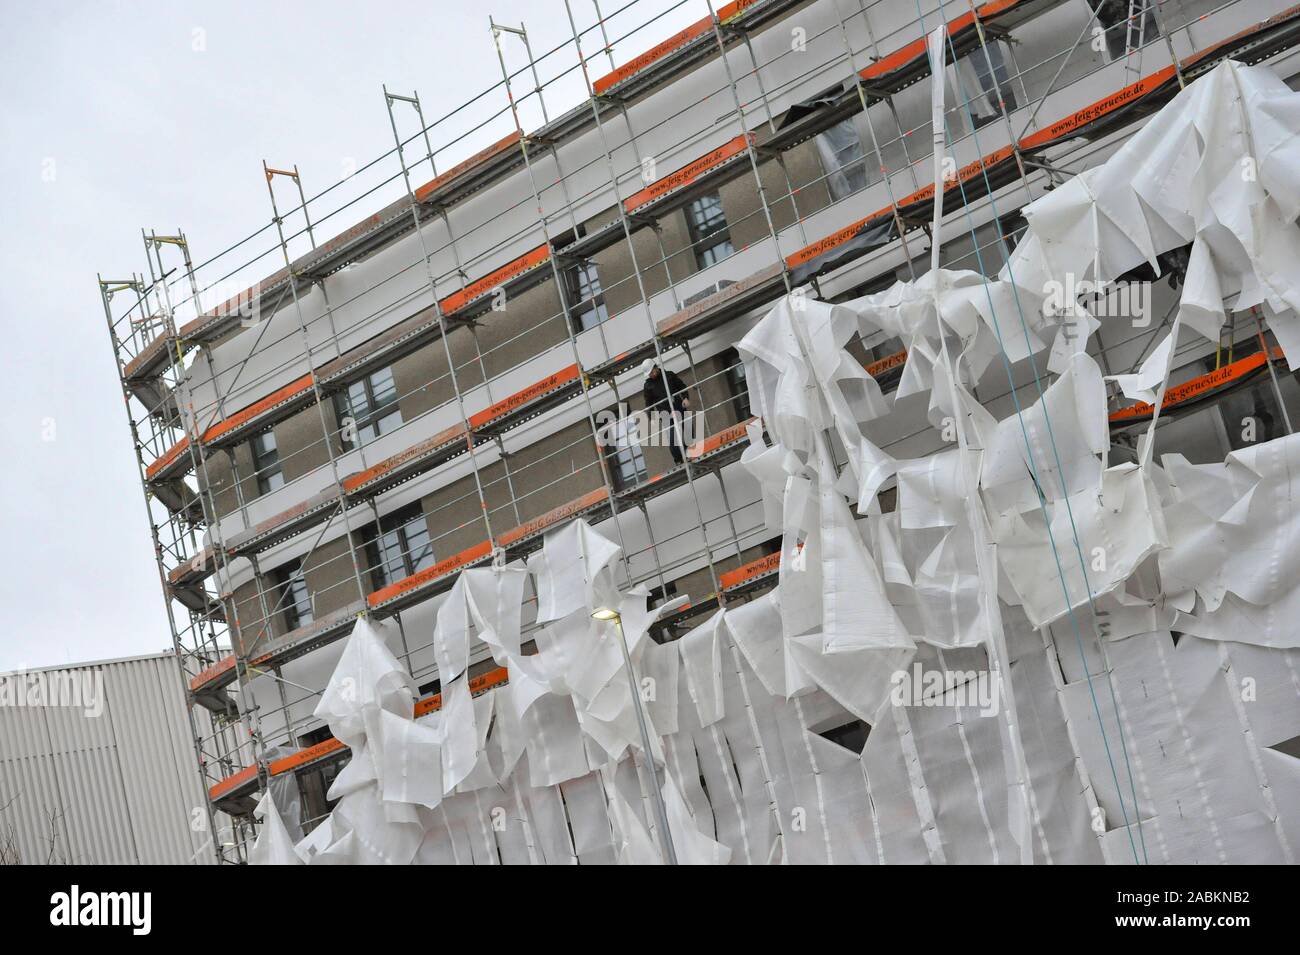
[641,359,690,464]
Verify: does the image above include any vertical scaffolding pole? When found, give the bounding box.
[380,92,502,554]
[262,163,373,612]
[142,234,303,752]
[99,277,234,864]
[486,18,640,586]
[553,6,734,598]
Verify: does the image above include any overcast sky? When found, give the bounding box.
[0,0,700,671]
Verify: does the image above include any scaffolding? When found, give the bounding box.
[99,0,1300,861]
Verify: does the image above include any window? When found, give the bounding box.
[601,409,649,490]
[566,259,608,332]
[250,430,284,495]
[362,502,435,590]
[686,193,734,269]
[718,347,751,421]
[607,442,648,490]
[272,559,313,632]
[816,119,869,200]
[334,365,402,450]
[648,580,678,610]
[296,724,344,825]
[967,40,1018,128]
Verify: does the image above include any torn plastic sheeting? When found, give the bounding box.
[1159,433,1300,648]
[1001,607,1106,865]
[378,708,444,809]
[819,466,913,652]
[662,770,732,865]
[778,78,853,129]
[898,524,989,649]
[433,575,473,684]
[980,352,1109,517]
[248,790,302,866]
[1005,62,1300,358]
[679,610,726,727]
[529,519,622,624]
[1060,632,1297,864]
[996,464,1167,629]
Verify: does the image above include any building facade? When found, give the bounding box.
[101,0,1300,861]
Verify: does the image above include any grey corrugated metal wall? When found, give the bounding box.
[0,651,220,864]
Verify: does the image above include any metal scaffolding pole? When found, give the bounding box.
[380,90,502,551]
[558,3,736,598]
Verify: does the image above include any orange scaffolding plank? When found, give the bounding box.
[414,132,523,204]
[145,436,190,481]
[1018,67,1177,151]
[720,550,780,590]
[497,487,610,548]
[624,134,752,214]
[341,423,469,495]
[366,540,495,609]
[687,416,757,460]
[190,653,236,693]
[591,0,761,96]
[1108,348,1284,425]
[201,373,315,445]
[468,364,581,430]
[438,243,551,316]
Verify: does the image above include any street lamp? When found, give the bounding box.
[592,607,679,865]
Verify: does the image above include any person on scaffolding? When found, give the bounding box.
[641,359,690,466]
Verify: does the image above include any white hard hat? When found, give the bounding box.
[639,358,658,378]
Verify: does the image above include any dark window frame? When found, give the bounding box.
[565,258,609,332]
[333,365,403,451]
[272,558,314,633]
[599,405,649,490]
[816,118,870,200]
[607,441,649,490]
[685,193,735,270]
[362,502,435,590]
[718,346,751,422]
[250,429,285,495]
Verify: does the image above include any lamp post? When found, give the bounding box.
[592,607,679,864]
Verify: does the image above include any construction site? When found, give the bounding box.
[98,0,1300,864]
